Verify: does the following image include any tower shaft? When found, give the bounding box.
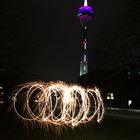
[77,3,93,76]
[80,26,88,76]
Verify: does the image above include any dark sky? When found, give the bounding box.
[0,0,135,84]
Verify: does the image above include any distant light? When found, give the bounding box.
[107,96,110,100]
[0,87,2,89]
[110,93,114,100]
[128,100,132,106]
[0,101,4,104]
[111,96,114,100]
[1,92,4,95]
[107,93,114,100]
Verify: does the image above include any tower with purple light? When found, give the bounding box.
[77,0,93,76]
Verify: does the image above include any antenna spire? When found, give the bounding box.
[84,0,88,6]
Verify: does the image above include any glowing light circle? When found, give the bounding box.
[12,81,104,127]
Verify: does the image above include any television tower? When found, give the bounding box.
[77,0,93,76]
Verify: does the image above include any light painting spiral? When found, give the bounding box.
[12,81,104,127]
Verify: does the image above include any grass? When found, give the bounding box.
[0,105,140,140]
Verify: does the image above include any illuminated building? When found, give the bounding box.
[77,0,93,76]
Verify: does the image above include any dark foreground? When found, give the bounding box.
[0,104,140,140]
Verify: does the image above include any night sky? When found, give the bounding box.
[0,0,135,84]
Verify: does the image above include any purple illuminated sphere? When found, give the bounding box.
[78,6,93,13]
[77,6,93,26]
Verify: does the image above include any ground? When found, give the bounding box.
[0,104,140,140]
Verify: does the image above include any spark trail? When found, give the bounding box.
[12,81,104,128]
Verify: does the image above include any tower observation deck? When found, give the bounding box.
[77,1,93,76]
